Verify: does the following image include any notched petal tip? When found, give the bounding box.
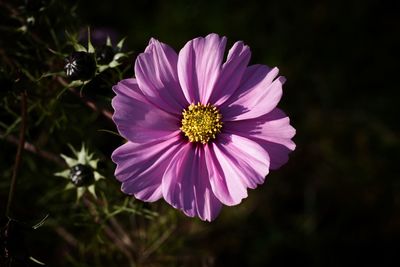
[192,33,226,43]
[148,37,158,45]
[204,135,268,207]
[134,37,188,114]
[177,33,229,104]
[161,145,223,222]
[277,76,286,85]
[144,38,158,53]
[206,32,223,38]
[144,37,165,54]
[112,78,138,95]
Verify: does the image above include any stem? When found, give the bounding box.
[109,217,135,251]
[82,197,136,266]
[6,91,27,217]
[88,193,136,252]
[56,76,113,121]
[54,226,79,248]
[141,225,176,261]
[1,130,66,167]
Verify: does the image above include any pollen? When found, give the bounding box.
[180,103,223,144]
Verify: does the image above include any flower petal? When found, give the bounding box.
[204,134,270,206]
[209,41,251,106]
[224,108,296,169]
[112,78,180,143]
[258,141,294,170]
[177,33,227,104]
[111,135,183,202]
[135,38,188,114]
[221,65,284,121]
[162,144,222,221]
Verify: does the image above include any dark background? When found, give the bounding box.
[80,0,399,265]
[1,0,399,266]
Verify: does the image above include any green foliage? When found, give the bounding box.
[0,1,184,267]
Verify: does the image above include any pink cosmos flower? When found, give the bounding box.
[111,33,296,221]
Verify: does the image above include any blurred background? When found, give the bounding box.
[1,0,399,266]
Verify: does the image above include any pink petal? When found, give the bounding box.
[224,108,296,169]
[177,33,227,104]
[257,141,294,170]
[135,38,188,114]
[111,135,184,202]
[112,78,180,143]
[209,41,251,106]
[204,134,270,206]
[162,144,222,221]
[221,65,285,121]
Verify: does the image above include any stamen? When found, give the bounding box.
[180,103,223,144]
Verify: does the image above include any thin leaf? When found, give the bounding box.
[73,43,87,52]
[61,154,78,166]
[109,60,121,68]
[87,27,95,53]
[88,185,97,199]
[54,169,70,179]
[38,71,65,80]
[32,214,49,229]
[65,183,74,191]
[94,171,104,181]
[77,187,85,201]
[48,48,66,58]
[106,36,112,46]
[113,52,127,61]
[67,143,78,155]
[97,129,121,137]
[29,257,45,265]
[116,37,126,51]
[98,65,109,73]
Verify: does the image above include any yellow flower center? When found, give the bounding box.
[180,103,223,144]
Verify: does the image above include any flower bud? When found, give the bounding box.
[64,52,96,81]
[96,45,114,65]
[69,164,94,187]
